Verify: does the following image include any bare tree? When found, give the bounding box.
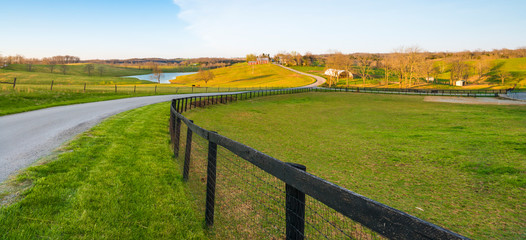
[198,69,215,86]
[355,54,372,85]
[325,52,346,87]
[475,60,490,81]
[61,64,68,75]
[495,68,510,85]
[152,64,163,83]
[382,55,396,86]
[43,58,56,73]
[97,66,104,77]
[449,58,470,84]
[84,64,95,76]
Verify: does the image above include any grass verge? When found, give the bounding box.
[183,92,525,239]
[0,102,206,239]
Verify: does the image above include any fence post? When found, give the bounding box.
[205,132,218,227]
[183,120,194,181]
[84,83,86,92]
[50,80,54,91]
[286,163,306,240]
[155,85,157,94]
[13,77,16,89]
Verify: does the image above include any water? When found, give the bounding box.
[123,72,196,84]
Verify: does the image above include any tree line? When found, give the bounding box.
[273,47,526,87]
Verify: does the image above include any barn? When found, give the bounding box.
[324,69,353,78]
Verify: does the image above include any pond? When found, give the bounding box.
[123,72,196,84]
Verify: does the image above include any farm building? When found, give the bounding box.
[248,57,270,65]
[324,69,353,78]
[455,80,466,86]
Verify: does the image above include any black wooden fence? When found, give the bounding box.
[316,86,509,97]
[168,88,470,239]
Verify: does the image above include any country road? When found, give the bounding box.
[0,66,325,183]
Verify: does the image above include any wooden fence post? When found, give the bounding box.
[13,78,16,89]
[286,163,307,240]
[205,131,218,227]
[183,120,193,181]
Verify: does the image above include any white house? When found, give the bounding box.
[324,69,353,78]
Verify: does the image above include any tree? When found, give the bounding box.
[495,68,510,85]
[475,60,490,81]
[84,64,95,76]
[246,54,256,62]
[325,52,346,87]
[355,54,372,85]
[449,59,470,84]
[60,64,68,75]
[97,66,104,77]
[152,64,163,83]
[382,55,395,86]
[43,58,56,73]
[198,69,215,86]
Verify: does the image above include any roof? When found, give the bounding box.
[324,69,352,77]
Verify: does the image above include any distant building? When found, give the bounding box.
[455,80,466,86]
[324,69,353,78]
[425,77,435,82]
[248,58,269,65]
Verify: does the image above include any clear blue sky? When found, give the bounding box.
[1,0,525,59]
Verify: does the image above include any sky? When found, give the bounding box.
[0,0,525,59]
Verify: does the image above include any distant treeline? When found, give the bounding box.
[0,55,244,71]
[270,47,526,87]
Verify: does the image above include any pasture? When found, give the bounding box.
[291,57,526,89]
[170,63,314,87]
[0,103,206,239]
[182,92,526,239]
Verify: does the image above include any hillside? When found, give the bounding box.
[169,63,314,88]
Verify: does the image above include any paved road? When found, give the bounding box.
[0,92,244,182]
[274,63,326,87]
[0,66,323,183]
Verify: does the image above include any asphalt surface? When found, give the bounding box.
[0,66,325,183]
[0,92,241,183]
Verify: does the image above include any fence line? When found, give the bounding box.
[316,86,510,97]
[169,88,470,239]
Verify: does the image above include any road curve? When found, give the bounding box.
[274,63,326,87]
[0,66,324,183]
[0,92,246,182]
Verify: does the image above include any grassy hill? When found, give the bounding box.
[170,63,314,88]
[183,92,526,239]
[292,57,526,89]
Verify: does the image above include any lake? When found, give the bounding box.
[123,72,196,84]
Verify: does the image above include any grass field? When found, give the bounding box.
[170,63,315,87]
[182,92,526,239]
[0,62,312,115]
[0,102,206,239]
[291,57,526,89]
[4,63,151,77]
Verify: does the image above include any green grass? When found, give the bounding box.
[0,102,206,239]
[0,68,151,85]
[0,85,283,116]
[172,63,315,87]
[292,57,526,89]
[5,63,152,77]
[183,92,526,239]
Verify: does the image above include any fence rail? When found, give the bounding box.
[169,88,470,239]
[316,86,510,97]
